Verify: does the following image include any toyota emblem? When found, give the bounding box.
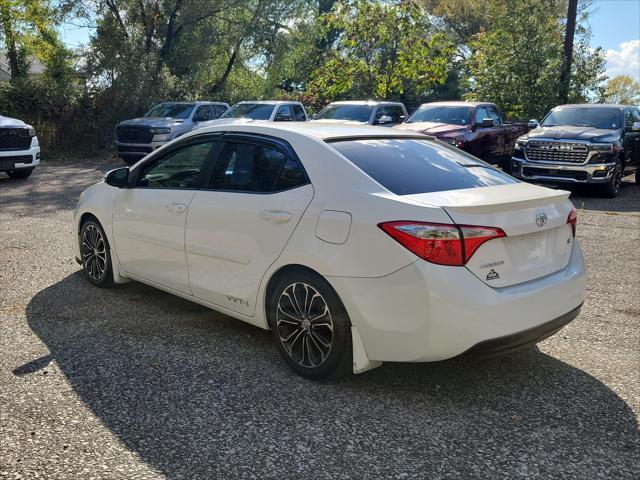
[535,211,548,227]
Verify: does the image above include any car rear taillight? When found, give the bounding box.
[378,221,505,266]
[567,205,577,237]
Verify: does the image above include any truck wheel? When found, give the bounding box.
[7,168,34,179]
[600,159,623,198]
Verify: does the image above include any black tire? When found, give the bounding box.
[635,168,640,185]
[599,158,623,198]
[267,269,352,380]
[79,219,114,288]
[7,167,34,179]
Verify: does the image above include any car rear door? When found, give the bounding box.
[112,136,218,293]
[185,134,313,316]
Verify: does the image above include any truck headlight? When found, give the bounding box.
[150,127,171,135]
[28,127,36,137]
[515,136,528,148]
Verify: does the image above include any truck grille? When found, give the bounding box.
[116,125,154,144]
[525,141,588,164]
[0,128,32,151]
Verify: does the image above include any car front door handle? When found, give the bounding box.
[259,210,292,224]
[166,202,187,214]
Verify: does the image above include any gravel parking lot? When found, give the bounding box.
[1,161,638,479]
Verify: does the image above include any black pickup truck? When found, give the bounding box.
[511,104,640,197]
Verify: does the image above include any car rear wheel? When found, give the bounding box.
[7,168,34,179]
[600,159,623,198]
[80,220,114,288]
[268,270,352,380]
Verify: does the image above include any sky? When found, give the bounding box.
[59,0,640,82]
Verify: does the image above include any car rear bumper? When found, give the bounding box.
[328,241,586,362]
[0,146,41,170]
[511,157,615,184]
[461,303,582,357]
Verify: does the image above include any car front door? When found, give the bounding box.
[112,137,217,293]
[185,135,313,316]
[472,106,502,162]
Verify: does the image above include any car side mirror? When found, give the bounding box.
[399,115,406,123]
[480,118,494,128]
[377,115,393,125]
[631,121,640,132]
[105,167,129,188]
[528,118,539,128]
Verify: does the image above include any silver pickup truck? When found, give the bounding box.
[115,101,229,165]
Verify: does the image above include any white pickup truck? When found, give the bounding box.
[0,115,40,179]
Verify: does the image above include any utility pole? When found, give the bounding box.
[559,0,578,104]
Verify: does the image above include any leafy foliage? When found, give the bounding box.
[601,75,640,105]
[306,0,454,103]
[0,0,612,155]
[463,0,606,119]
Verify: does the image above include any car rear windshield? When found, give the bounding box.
[314,105,373,123]
[328,138,518,195]
[222,103,275,120]
[146,103,196,119]
[406,106,472,126]
[542,107,620,130]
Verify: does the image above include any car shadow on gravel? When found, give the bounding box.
[557,176,639,214]
[21,272,639,478]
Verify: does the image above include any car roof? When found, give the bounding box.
[552,104,630,110]
[235,100,302,106]
[417,101,491,108]
[328,100,405,106]
[190,121,422,141]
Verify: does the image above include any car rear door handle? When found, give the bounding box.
[259,210,292,224]
[166,202,187,214]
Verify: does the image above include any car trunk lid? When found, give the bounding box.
[405,183,575,287]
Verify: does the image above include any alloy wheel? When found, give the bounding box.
[276,282,334,369]
[613,164,623,194]
[81,224,107,281]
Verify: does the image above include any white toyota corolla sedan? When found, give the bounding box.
[74,123,586,379]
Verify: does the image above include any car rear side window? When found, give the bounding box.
[208,141,307,193]
[329,138,518,195]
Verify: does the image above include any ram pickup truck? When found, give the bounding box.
[395,101,529,166]
[198,100,308,126]
[0,115,40,179]
[511,104,640,197]
[115,101,229,165]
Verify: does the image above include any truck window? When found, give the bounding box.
[475,107,490,124]
[486,106,501,125]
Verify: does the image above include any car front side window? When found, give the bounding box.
[135,141,215,189]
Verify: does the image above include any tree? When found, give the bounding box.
[559,0,578,104]
[601,75,640,105]
[463,0,605,119]
[306,0,454,102]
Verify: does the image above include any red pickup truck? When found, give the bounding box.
[395,101,530,167]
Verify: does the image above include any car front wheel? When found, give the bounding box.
[600,159,623,198]
[80,220,114,288]
[268,270,352,380]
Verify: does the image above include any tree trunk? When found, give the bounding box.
[0,4,22,79]
[559,0,577,104]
